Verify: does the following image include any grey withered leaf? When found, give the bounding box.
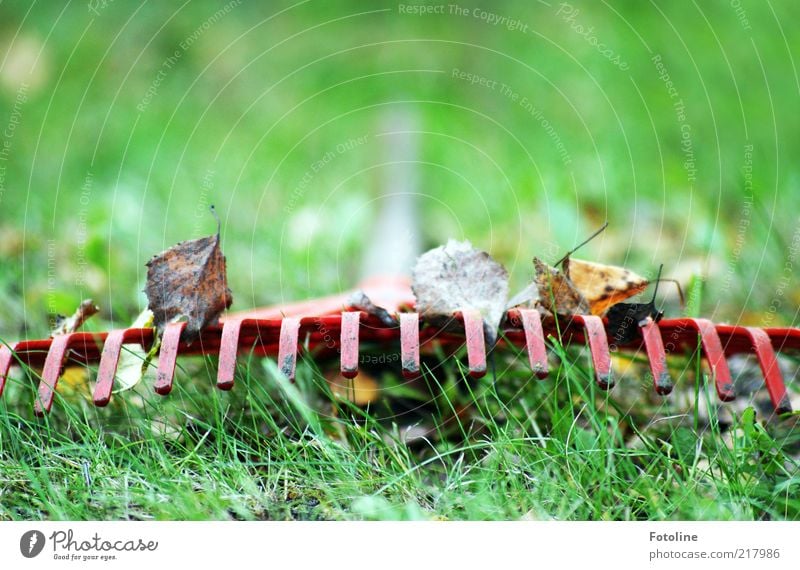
[411,239,509,342]
[144,208,233,340]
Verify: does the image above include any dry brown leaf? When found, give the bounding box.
[564,258,649,316]
[533,257,590,316]
[509,256,648,319]
[144,226,233,340]
[507,223,607,314]
[411,239,509,340]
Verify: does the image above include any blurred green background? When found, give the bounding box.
[1,0,798,340]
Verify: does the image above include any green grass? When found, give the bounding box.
[1,339,798,521]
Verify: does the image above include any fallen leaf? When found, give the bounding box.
[144,217,233,340]
[508,256,651,320]
[114,308,157,392]
[327,370,380,405]
[411,239,509,341]
[606,265,664,345]
[532,257,590,316]
[505,281,539,310]
[50,299,99,337]
[507,222,608,315]
[57,366,91,395]
[36,300,98,400]
[348,290,396,326]
[606,304,662,345]
[564,258,649,316]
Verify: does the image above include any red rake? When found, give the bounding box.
[2,115,797,418]
[0,274,797,417]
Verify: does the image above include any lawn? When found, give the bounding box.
[0,0,798,520]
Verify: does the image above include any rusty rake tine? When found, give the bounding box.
[461,309,487,378]
[154,322,185,395]
[518,309,548,379]
[579,316,613,389]
[277,317,301,381]
[640,320,672,395]
[340,311,360,379]
[34,334,74,416]
[217,320,243,390]
[744,326,792,414]
[688,318,735,402]
[93,329,127,406]
[400,312,420,378]
[0,343,13,398]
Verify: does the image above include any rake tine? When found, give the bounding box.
[34,333,74,416]
[400,312,420,378]
[93,329,127,406]
[154,322,185,395]
[578,315,613,389]
[686,318,736,402]
[518,309,548,379]
[340,311,361,379]
[0,343,13,398]
[640,320,673,395]
[744,326,792,414]
[217,319,243,390]
[460,309,487,378]
[277,317,301,381]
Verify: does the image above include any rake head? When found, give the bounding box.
[0,275,797,417]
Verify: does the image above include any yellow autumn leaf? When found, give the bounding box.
[327,371,380,405]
